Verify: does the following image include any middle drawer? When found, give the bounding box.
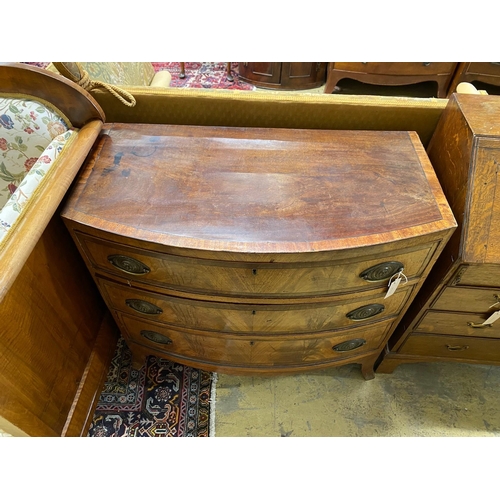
[98,277,413,335]
[432,286,500,313]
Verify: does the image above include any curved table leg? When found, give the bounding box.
[226,62,234,82]
[361,361,375,380]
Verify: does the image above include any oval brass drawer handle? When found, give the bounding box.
[446,344,469,351]
[333,338,366,352]
[125,299,163,315]
[140,330,172,345]
[346,303,385,321]
[359,261,404,282]
[108,254,150,275]
[467,322,493,328]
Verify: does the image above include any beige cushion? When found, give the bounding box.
[51,62,170,87]
[150,70,172,88]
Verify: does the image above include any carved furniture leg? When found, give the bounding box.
[131,351,145,371]
[360,356,377,380]
[226,62,234,82]
[324,78,342,94]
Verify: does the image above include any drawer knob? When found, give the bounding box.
[359,261,404,282]
[346,303,385,321]
[446,344,469,351]
[108,254,150,275]
[333,338,366,352]
[140,330,172,345]
[125,299,163,315]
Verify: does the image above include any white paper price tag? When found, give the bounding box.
[482,310,500,325]
[384,277,402,299]
[384,271,408,299]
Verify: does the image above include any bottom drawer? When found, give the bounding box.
[116,312,391,368]
[399,334,500,362]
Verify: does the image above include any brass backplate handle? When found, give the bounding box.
[126,299,163,315]
[333,338,366,352]
[108,254,150,275]
[446,344,469,351]
[359,261,404,282]
[467,322,493,328]
[346,303,385,321]
[140,330,172,345]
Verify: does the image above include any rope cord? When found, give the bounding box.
[75,63,136,107]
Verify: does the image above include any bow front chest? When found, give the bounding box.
[61,124,456,379]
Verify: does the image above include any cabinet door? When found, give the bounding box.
[281,62,327,88]
[238,62,282,85]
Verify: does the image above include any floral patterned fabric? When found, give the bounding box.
[0,96,75,244]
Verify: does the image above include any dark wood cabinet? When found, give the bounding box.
[325,62,458,98]
[377,93,500,374]
[238,62,327,90]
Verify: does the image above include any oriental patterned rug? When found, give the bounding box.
[152,62,255,90]
[88,338,216,437]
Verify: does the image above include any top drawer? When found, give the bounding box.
[453,264,500,288]
[332,62,456,76]
[76,232,436,297]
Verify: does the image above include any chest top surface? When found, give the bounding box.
[456,94,500,137]
[63,124,454,253]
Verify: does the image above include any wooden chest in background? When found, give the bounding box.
[448,63,500,95]
[377,93,500,373]
[324,62,458,97]
[61,124,456,379]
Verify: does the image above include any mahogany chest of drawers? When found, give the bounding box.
[61,124,456,379]
[377,93,500,373]
[324,62,457,97]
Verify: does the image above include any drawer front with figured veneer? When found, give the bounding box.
[399,334,500,363]
[99,278,413,335]
[415,310,500,339]
[118,312,392,369]
[431,286,500,313]
[452,264,500,288]
[78,233,433,297]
